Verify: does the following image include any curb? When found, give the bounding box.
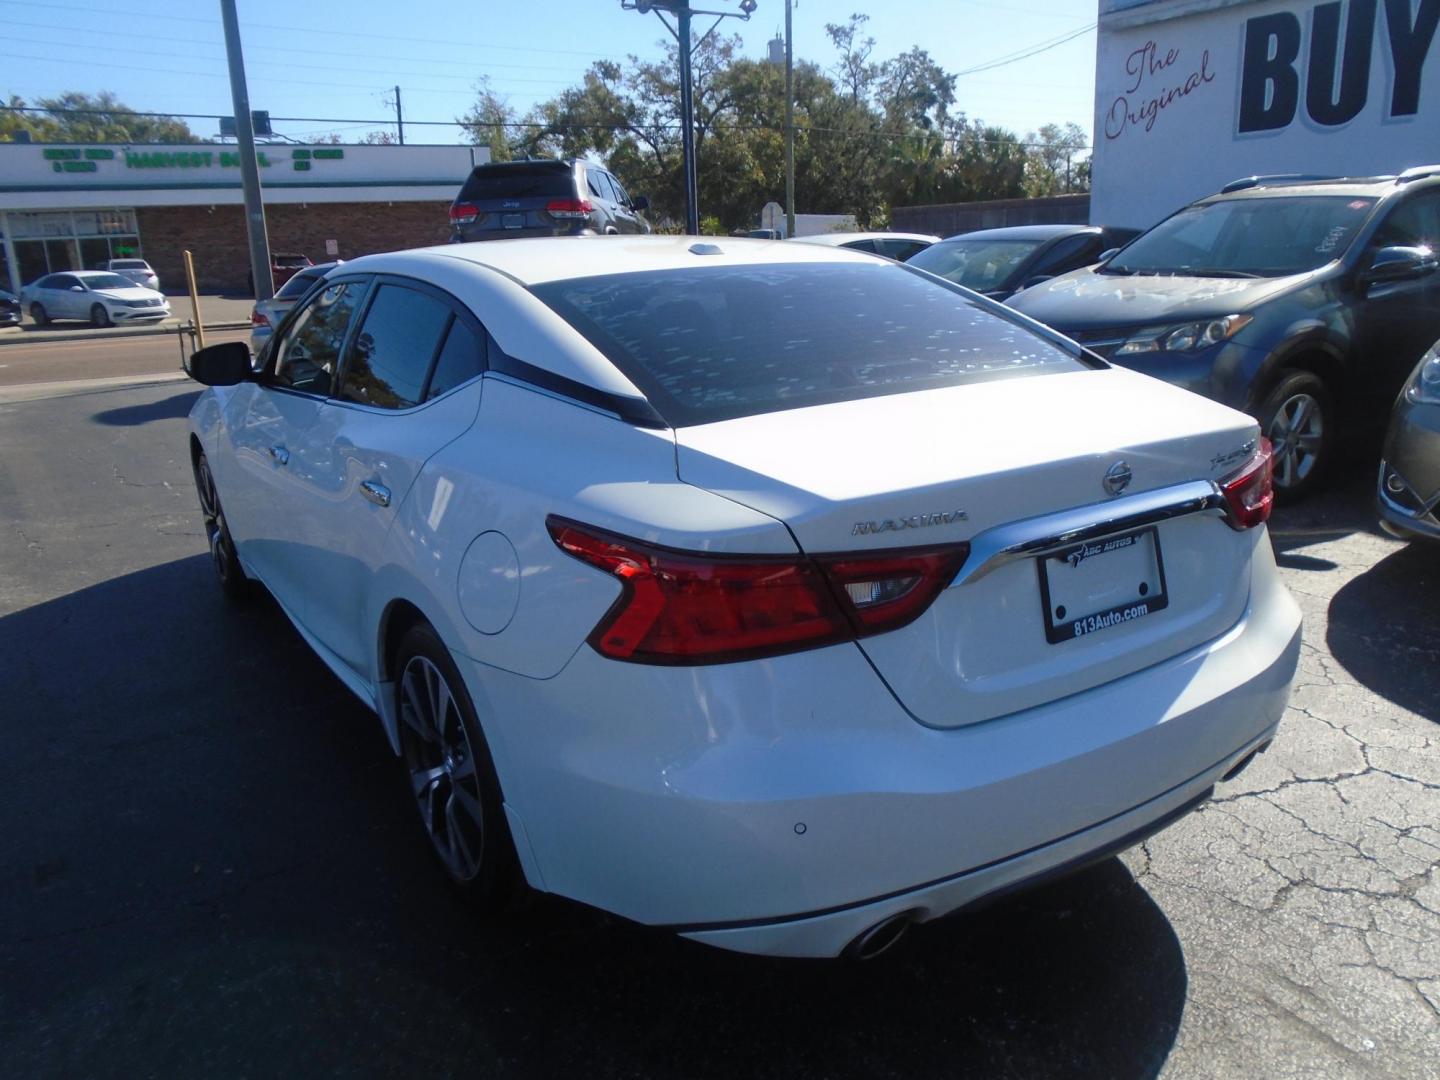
[0,321,252,348]
[0,370,191,404]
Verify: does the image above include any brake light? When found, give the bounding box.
[548,516,968,665]
[1219,437,1274,530]
[449,202,479,225]
[546,198,593,220]
[250,310,270,328]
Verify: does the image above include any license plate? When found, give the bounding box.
[503,213,525,229]
[1037,527,1168,644]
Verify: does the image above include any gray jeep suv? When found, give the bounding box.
[1010,168,1440,499]
[449,159,650,242]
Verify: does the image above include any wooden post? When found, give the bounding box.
[183,249,205,349]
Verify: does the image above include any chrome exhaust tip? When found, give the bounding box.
[843,910,919,961]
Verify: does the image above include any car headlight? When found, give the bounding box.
[1408,345,1440,406]
[1114,314,1253,356]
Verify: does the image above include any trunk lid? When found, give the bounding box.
[674,366,1261,728]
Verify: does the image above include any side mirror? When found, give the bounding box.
[1364,245,1438,285]
[70,285,86,292]
[185,340,253,386]
[630,194,650,213]
[1097,247,1120,263]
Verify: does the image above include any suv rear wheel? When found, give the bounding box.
[1258,370,1333,502]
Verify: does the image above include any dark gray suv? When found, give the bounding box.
[449,159,650,241]
[1010,169,1440,499]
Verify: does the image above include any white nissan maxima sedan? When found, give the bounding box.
[184,237,1301,959]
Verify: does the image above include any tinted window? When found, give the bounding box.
[459,164,574,201]
[532,263,1088,426]
[82,273,135,290]
[339,285,451,410]
[907,238,1043,292]
[38,275,70,289]
[874,239,929,261]
[1029,235,1101,276]
[273,281,365,396]
[609,174,632,206]
[426,320,487,400]
[587,170,613,203]
[1109,196,1377,277]
[274,254,310,268]
[111,259,148,269]
[1371,193,1440,250]
[276,270,324,300]
[841,239,878,253]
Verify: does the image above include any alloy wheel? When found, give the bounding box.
[398,655,486,882]
[1266,391,1324,490]
[195,455,237,585]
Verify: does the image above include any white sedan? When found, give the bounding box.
[21,270,169,327]
[183,237,1301,959]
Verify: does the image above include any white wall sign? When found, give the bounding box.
[1092,0,1440,229]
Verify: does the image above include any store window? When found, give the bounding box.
[6,209,141,285]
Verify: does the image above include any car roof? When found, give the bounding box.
[1204,169,1440,202]
[344,235,883,287]
[790,231,940,246]
[939,224,1098,242]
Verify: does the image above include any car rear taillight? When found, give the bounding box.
[545,198,593,220]
[548,516,969,665]
[250,310,270,328]
[449,202,479,225]
[1219,437,1274,530]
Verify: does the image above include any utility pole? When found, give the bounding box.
[676,5,700,235]
[784,0,795,239]
[623,1,755,236]
[219,0,273,301]
[393,85,405,145]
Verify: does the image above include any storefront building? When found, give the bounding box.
[0,142,489,295]
[1091,0,1440,229]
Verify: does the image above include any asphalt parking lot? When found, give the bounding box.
[1,378,1437,1079]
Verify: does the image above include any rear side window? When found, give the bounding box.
[273,281,366,396]
[426,320,487,400]
[338,284,452,410]
[459,165,574,202]
[532,263,1089,426]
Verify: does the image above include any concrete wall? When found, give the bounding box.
[891,194,1091,237]
[136,201,452,293]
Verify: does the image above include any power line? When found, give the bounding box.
[955,23,1096,76]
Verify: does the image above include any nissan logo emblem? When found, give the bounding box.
[1103,460,1132,496]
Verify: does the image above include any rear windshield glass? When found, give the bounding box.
[531,263,1088,426]
[907,238,1042,292]
[459,165,573,202]
[276,270,323,299]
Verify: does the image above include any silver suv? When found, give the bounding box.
[449,159,649,241]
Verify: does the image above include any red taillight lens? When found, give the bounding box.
[449,202,479,225]
[548,517,968,665]
[1220,437,1274,530]
[250,310,270,327]
[546,198,594,220]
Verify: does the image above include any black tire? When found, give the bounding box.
[394,622,520,911]
[192,450,251,602]
[1256,370,1334,504]
[89,303,111,328]
[30,303,48,326]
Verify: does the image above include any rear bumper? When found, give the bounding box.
[461,534,1301,956]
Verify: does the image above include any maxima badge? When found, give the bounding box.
[1103,460,1133,496]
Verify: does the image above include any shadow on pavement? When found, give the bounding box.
[1326,541,1440,724]
[92,389,201,427]
[0,556,1187,1079]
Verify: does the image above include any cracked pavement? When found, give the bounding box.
[0,381,1437,1078]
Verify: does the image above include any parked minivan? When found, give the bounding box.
[449,159,650,241]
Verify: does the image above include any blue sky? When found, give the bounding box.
[2,0,1098,146]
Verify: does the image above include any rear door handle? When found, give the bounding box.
[360,480,391,507]
[268,445,290,466]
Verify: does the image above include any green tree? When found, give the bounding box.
[458,79,522,163]
[1,92,198,143]
[1023,121,1091,196]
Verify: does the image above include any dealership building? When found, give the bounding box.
[1091,0,1440,228]
[0,142,488,295]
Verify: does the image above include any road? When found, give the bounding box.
[0,379,1436,1079]
[0,327,249,389]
